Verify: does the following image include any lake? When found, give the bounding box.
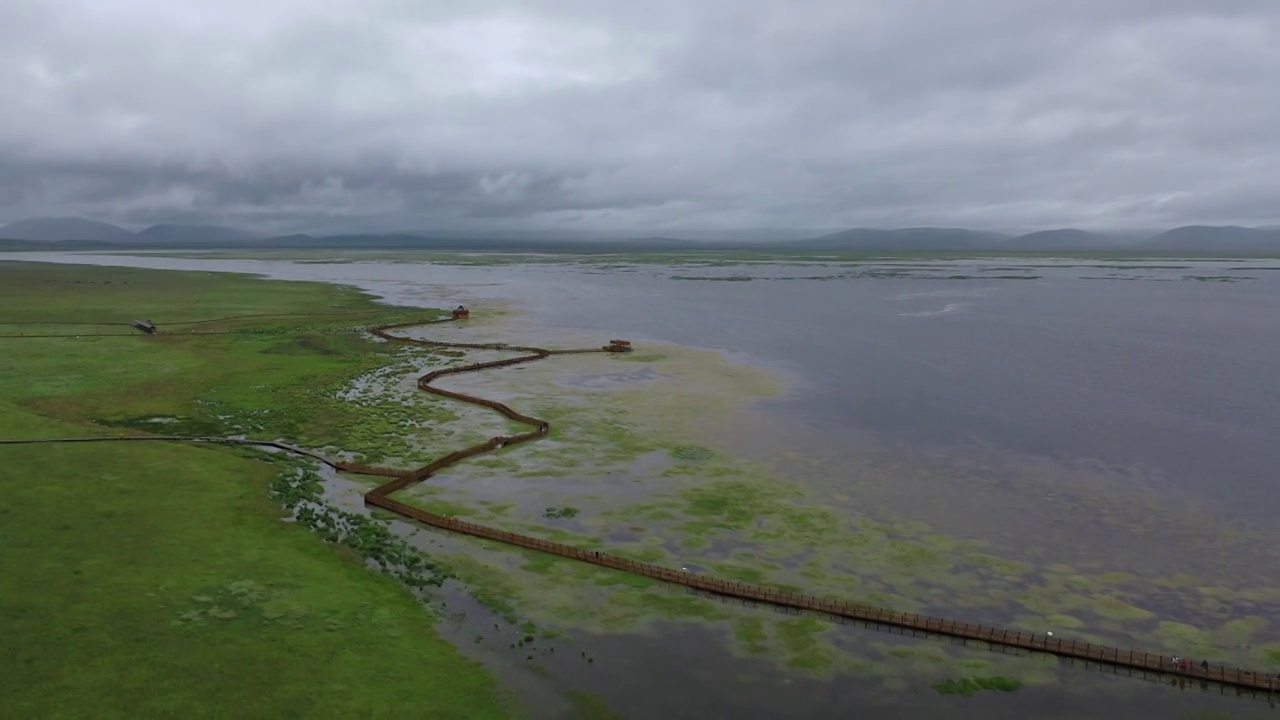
[10,250,1280,718]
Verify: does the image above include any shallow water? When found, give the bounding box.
[10,250,1280,718]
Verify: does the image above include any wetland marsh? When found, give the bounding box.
[4,251,1280,719]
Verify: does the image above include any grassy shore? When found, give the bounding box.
[0,261,514,719]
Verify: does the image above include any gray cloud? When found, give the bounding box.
[2,0,1278,234]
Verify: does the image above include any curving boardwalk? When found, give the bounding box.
[358,317,1280,695]
[4,313,1279,694]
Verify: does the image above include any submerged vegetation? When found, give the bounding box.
[269,464,454,589]
[369,294,1280,693]
[933,676,1023,696]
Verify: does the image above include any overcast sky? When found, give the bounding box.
[3,0,1278,234]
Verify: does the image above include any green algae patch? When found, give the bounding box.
[1151,622,1217,657]
[710,563,772,584]
[443,555,525,623]
[1041,614,1087,630]
[682,480,798,528]
[618,352,667,363]
[612,544,669,563]
[681,536,710,550]
[405,493,488,519]
[734,617,770,655]
[1089,595,1156,622]
[634,591,726,620]
[886,542,945,569]
[968,553,1034,578]
[670,445,714,462]
[774,617,839,674]
[877,642,950,666]
[478,501,516,516]
[933,676,1023,697]
[594,572,656,590]
[566,690,624,720]
[1217,617,1270,646]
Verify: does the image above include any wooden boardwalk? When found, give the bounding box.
[363,497,1280,695]
[360,317,1280,695]
[5,312,1279,695]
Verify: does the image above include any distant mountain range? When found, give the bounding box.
[1002,228,1119,251]
[0,217,137,242]
[0,217,264,245]
[793,225,1280,253]
[788,227,1009,251]
[3,216,1280,254]
[134,223,263,244]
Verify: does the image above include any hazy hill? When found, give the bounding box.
[1142,226,1280,253]
[790,227,1009,251]
[4,215,1280,255]
[0,217,134,242]
[615,236,705,249]
[135,224,262,244]
[0,238,122,251]
[1004,229,1123,251]
[249,233,712,252]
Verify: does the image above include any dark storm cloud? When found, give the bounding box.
[1,0,1278,233]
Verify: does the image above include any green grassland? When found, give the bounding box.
[0,262,514,719]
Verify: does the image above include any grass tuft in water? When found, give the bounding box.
[933,676,1023,696]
